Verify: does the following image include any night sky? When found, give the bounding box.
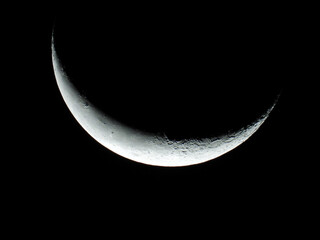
[9,3,313,231]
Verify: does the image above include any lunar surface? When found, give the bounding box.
[52,10,282,167]
[52,37,279,167]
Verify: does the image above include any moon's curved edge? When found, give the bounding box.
[52,33,279,167]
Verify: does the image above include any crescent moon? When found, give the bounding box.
[52,34,279,167]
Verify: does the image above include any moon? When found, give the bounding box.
[52,32,279,167]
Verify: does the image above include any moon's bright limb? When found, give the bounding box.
[52,36,278,167]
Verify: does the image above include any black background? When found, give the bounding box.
[6,2,315,235]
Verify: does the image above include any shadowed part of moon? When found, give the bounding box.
[53,12,283,139]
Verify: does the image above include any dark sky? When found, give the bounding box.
[10,4,314,230]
